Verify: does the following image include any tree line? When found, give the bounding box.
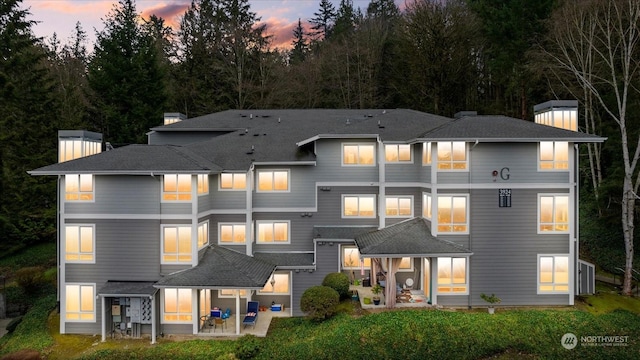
[0,0,638,293]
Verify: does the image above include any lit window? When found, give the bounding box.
[257,221,289,243]
[219,223,246,244]
[423,193,432,220]
[59,139,101,163]
[65,174,94,201]
[343,195,376,218]
[437,195,468,233]
[65,284,95,321]
[398,257,413,271]
[197,174,209,195]
[220,173,247,190]
[259,273,291,295]
[539,142,568,170]
[65,225,94,262]
[385,144,411,163]
[535,109,576,131]
[199,289,211,327]
[422,142,432,165]
[219,289,248,298]
[163,174,192,201]
[539,195,569,233]
[437,257,467,294]
[342,246,371,269]
[163,288,192,322]
[197,221,209,249]
[437,142,467,170]
[162,226,192,263]
[385,196,413,217]
[257,170,289,191]
[538,255,569,293]
[343,144,375,165]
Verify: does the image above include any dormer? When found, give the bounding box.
[534,100,578,131]
[163,112,186,125]
[58,130,102,163]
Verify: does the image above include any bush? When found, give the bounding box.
[235,334,261,360]
[300,286,339,321]
[5,316,23,333]
[14,267,46,295]
[321,272,350,300]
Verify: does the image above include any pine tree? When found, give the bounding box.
[310,0,337,40]
[290,18,308,64]
[332,0,356,39]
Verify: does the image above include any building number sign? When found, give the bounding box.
[499,189,512,208]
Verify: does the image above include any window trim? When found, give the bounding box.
[219,289,248,298]
[162,174,192,202]
[398,257,414,272]
[161,225,193,264]
[436,257,468,295]
[422,192,432,220]
[197,221,209,249]
[64,224,95,264]
[436,194,469,234]
[258,272,291,295]
[197,174,209,195]
[341,143,376,166]
[385,195,414,218]
[538,141,569,171]
[342,194,377,219]
[385,144,413,163]
[436,141,468,171]
[256,220,290,244]
[341,245,371,270]
[537,194,570,234]
[65,283,96,322]
[65,174,95,202]
[219,173,247,191]
[256,169,290,192]
[162,288,193,323]
[422,142,432,166]
[537,254,570,294]
[218,222,247,245]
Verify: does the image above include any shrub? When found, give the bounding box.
[235,334,261,360]
[321,272,350,300]
[14,267,46,295]
[5,316,23,333]
[300,285,339,321]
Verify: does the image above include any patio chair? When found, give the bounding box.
[242,301,259,328]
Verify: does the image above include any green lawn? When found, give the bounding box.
[1,292,638,360]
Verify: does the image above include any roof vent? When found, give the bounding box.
[278,118,281,123]
[246,145,255,154]
[346,119,350,125]
[454,111,477,119]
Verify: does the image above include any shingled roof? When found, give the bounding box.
[355,217,472,257]
[253,252,315,269]
[98,281,158,297]
[154,245,275,289]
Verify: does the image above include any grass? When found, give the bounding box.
[0,242,56,272]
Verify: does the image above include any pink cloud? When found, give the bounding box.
[260,17,314,50]
[140,1,191,30]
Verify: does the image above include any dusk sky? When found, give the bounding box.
[24,0,402,50]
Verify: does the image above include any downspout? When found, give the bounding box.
[377,136,385,230]
[467,140,477,310]
[56,175,61,306]
[247,165,254,256]
[571,143,578,304]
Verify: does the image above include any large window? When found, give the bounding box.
[342,246,371,269]
[422,193,432,220]
[197,221,209,249]
[422,142,432,165]
[162,226,192,263]
[163,174,191,201]
[437,257,467,294]
[197,174,209,195]
[437,195,468,233]
[59,139,101,163]
[343,143,375,165]
[65,225,94,262]
[385,144,412,163]
[538,255,569,293]
[163,288,192,322]
[539,195,569,233]
[539,142,569,170]
[385,196,413,217]
[219,223,247,244]
[257,170,289,192]
[256,221,289,243]
[220,173,246,190]
[437,142,467,170]
[65,174,94,201]
[219,289,248,298]
[398,257,413,271]
[343,195,376,218]
[65,284,95,321]
[259,272,291,295]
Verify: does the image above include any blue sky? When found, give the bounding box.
[24,0,401,49]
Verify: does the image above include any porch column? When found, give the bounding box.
[151,295,156,344]
[101,296,106,342]
[235,291,241,335]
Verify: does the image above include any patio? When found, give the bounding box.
[198,308,292,337]
[350,284,431,309]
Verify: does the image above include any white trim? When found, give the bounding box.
[219,289,248,298]
[197,220,209,249]
[253,161,316,166]
[397,257,414,272]
[64,283,96,322]
[161,174,193,203]
[341,142,377,167]
[63,224,96,264]
[435,141,469,172]
[341,194,377,219]
[161,288,194,324]
[537,193,570,234]
[341,245,371,270]
[435,194,470,235]
[255,220,291,244]
[256,169,290,192]
[538,141,570,172]
[296,134,379,147]
[64,174,95,203]
[537,254,570,294]
[258,271,291,295]
[435,257,469,296]
[384,195,414,218]
[218,173,247,191]
[197,174,209,195]
[161,224,193,264]
[218,222,247,244]
[422,192,432,220]
[422,142,432,166]
[384,144,414,164]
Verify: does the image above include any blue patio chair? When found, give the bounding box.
[242,301,259,328]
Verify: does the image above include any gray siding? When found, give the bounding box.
[65,176,160,215]
[252,212,316,252]
[313,139,379,182]
[315,186,379,226]
[385,145,422,182]
[208,214,248,250]
[204,175,247,211]
[253,166,316,209]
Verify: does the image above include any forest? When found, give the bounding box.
[0,0,638,292]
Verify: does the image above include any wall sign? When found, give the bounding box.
[499,189,512,207]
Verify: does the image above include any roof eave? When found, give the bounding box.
[297,134,379,146]
[413,137,606,143]
[28,170,216,176]
[359,252,474,258]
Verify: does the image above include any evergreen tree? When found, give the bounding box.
[290,18,308,64]
[332,0,356,39]
[310,0,337,40]
[88,0,167,144]
[0,0,58,250]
